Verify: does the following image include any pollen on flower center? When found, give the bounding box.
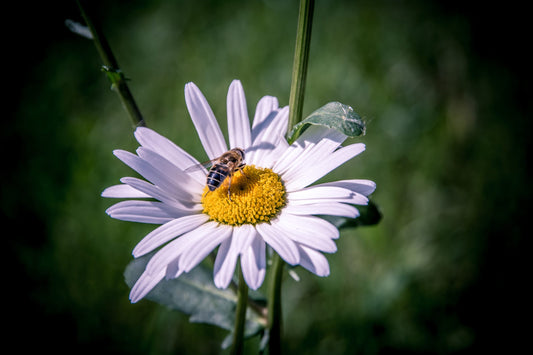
[201,165,286,226]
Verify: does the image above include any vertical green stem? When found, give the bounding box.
[287,0,315,135]
[230,264,249,355]
[76,0,146,127]
[268,253,285,354]
[267,1,315,352]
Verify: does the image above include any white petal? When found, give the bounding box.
[283,202,359,219]
[129,268,165,303]
[214,224,259,289]
[284,143,366,191]
[106,200,189,224]
[136,147,204,200]
[298,245,330,277]
[240,233,266,290]
[315,179,377,196]
[260,139,290,169]
[272,139,308,175]
[238,224,257,253]
[134,127,205,184]
[179,223,233,272]
[120,177,183,208]
[144,221,217,275]
[288,186,352,200]
[289,196,368,206]
[114,150,181,198]
[185,82,227,159]
[281,128,346,184]
[273,126,336,175]
[256,221,300,265]
[274,126,344,175]
[165,256,185,279]
[227,80,252,149]
[133,213,209,257]
[101,184,151,198]
[251,96,279,140]
[213,237,234,288]
[297,181,372,206]
[113,149,150,176]
[248,106,290,167]
[274,212,338,252]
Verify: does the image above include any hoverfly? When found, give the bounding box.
[186,148,246,201]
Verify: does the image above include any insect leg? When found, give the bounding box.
[237,163,247,178]
[227,174,233,201]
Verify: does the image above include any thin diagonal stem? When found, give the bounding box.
[287,0,315,135]
[76,0,146,127]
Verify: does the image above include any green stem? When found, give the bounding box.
[230,264,249,355]
[287,0,315,135]
[268,253,285,354]
[267,2,315,351]
[76,0,146,127]
[211,253,267,323]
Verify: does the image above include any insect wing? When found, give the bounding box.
[184,159,216,173]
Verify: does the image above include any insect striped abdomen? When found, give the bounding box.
[206,166,229,191]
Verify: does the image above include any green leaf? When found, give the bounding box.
[124,253,266,338]
[321,200,382,230]
[287,101,365,144]
[101,65,125,88]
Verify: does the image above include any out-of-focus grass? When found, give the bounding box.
[4,0,529,354]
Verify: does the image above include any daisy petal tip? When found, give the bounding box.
[184,81,200,96]
[101,186,118,198]
[129,291,142,304]
[129,284,146,304]
[246,281,258,291]
[246,272,265,290]
[213,252,237,289]
[133,126,154,144]
[112,149,131,161]
[214,276,231,290]
[131,248,143,259]
[367,181,377,195]
[256,95,279,112]
[134,125,148,135]
[129,289,147,304]
[129,270,165,303]
[310,262,330,278]
[230,79,242,87]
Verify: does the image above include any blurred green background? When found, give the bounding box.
[4,0,530,354]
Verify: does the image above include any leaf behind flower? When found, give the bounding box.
[321,200,382,230]
[287,102,366,144]
[124,253,266,340]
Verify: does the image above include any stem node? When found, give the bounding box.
[76,0,145,127]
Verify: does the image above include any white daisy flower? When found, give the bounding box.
[103,80,376,303]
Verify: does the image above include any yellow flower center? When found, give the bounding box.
[201,165,286,226]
